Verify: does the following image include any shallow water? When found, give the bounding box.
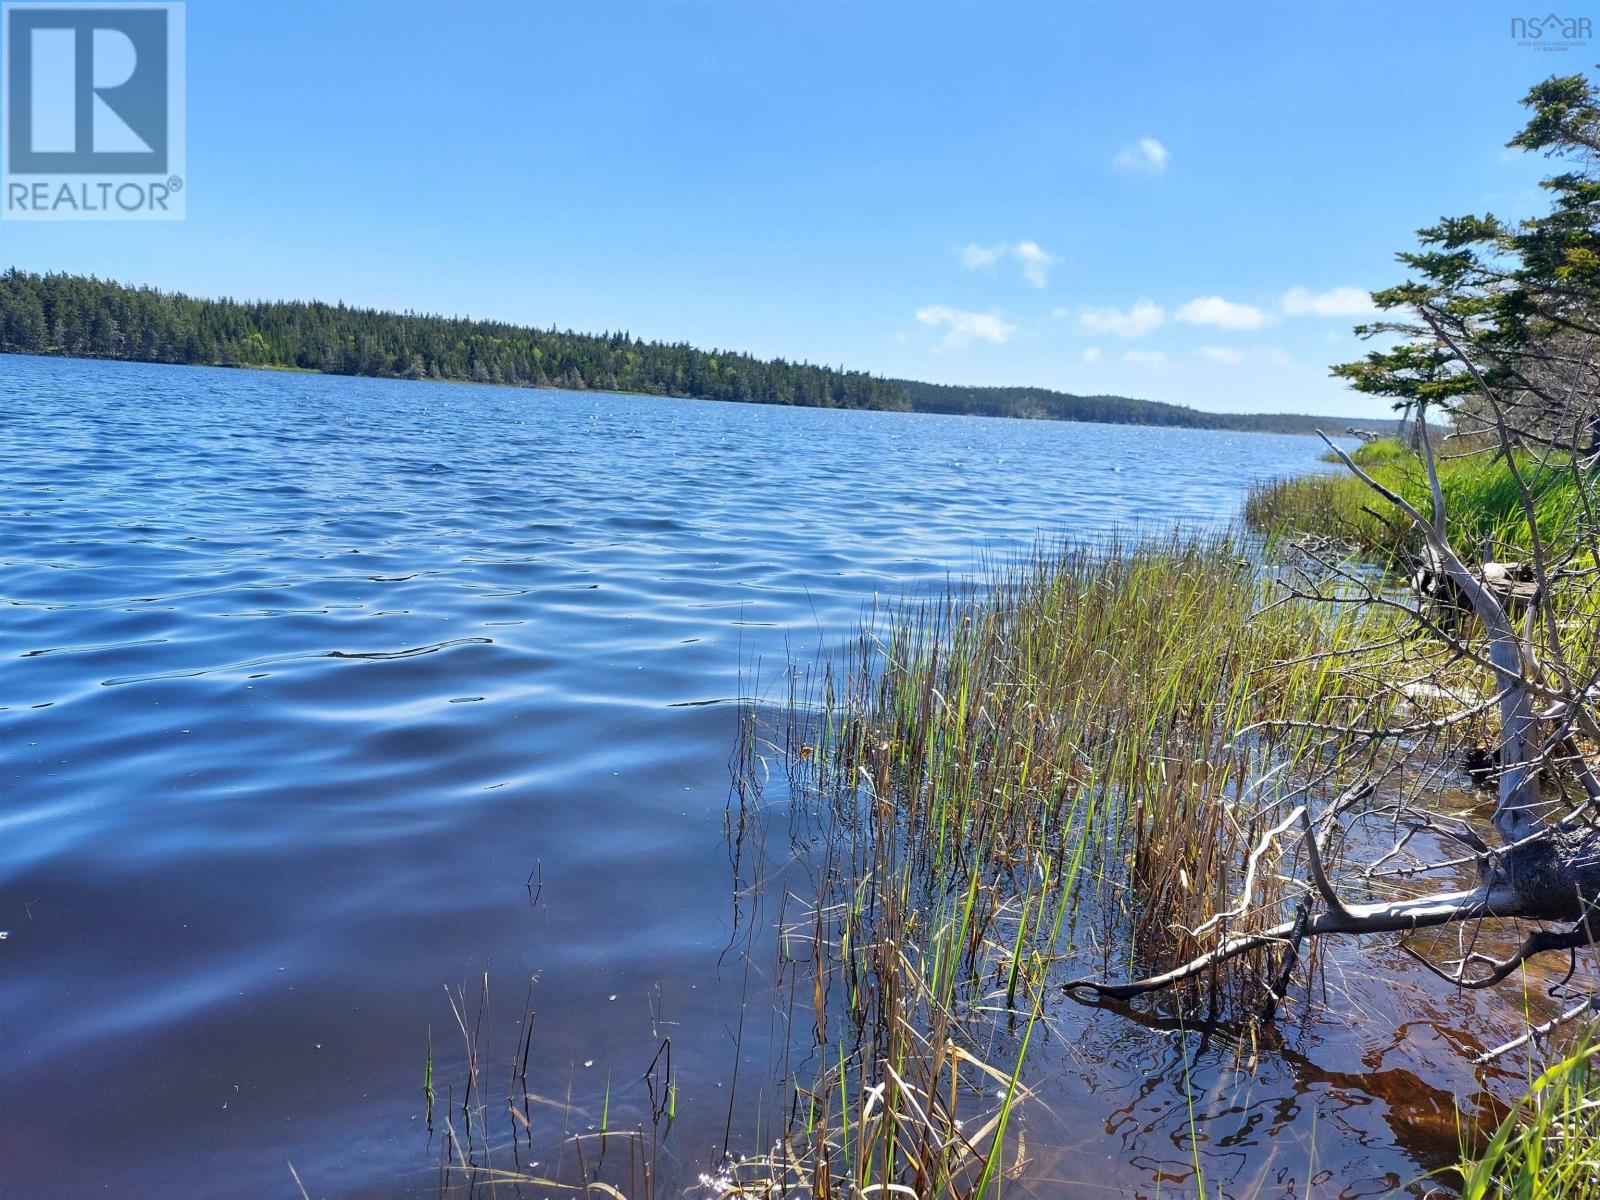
[0,355,1531,1198]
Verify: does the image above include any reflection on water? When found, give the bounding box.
[0,355,1537,1198]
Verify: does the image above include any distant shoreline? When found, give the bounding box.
[4,347,1389,443]
[0,270,1395,439]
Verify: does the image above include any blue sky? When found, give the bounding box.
[0,1,1572,417]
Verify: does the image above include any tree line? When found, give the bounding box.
[0,270,1387,436]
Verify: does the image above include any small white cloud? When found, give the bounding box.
[1082,346,1102,363]
[1176,295,1271,330]
[1282,285,1378,318]
[1014,241,1054,288]
[959,240,1057,288]
[1197,345,1244,365]
[1121,350,1168,367]
[1113,137,1169,175]
[960,243,1008,269]
[1078,300,1165,338]
[915,304,1016,348]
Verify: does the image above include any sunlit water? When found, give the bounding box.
[0,356,1525,1198]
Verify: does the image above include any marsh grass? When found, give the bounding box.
[1248,437,1600,758]
[726,531,1401,1198]
[1246,438,1590,565]
[1458,1031,1600,1199]
[426,973,670,1200]
[1245,469,1411,559]
[1247,438,1600,1198]
[423,531,1443,1199]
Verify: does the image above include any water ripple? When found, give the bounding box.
[0,355,1346,1199]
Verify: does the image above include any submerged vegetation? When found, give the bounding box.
[427,536,1407,1196]
[714,535,1406,1195]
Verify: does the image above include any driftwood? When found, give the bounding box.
[1065,414,1600,1029]
[1413,546,1541,619]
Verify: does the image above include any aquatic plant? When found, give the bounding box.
[723,531,1398,1197]
[425,531,1409,1198]
[1459,1031,1600,1199]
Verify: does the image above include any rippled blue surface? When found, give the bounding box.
[0,355,1343,1197]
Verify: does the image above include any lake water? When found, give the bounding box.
[0,355,1518,1198]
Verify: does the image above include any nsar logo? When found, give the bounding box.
[1510,12,1592,51]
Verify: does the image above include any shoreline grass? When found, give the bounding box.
[723,530,1402,1196]
[1245,437,1590,563]
[427,519,1567,1197]
[1458,1034,1600,1199]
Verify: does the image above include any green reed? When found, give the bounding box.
[1245,438,1590,564]
[727,530,1396,1199]
[423,505,1594,1200]
[1458,1032,1600,1200]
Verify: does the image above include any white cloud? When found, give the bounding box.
[915,304,1016,348]
[1121,350,1168,367]
[1197,345,1244,365]
[1282,285,1378,318]
[1014,241,1053,288]
[959,240,1057,288]
[1113,137,1169,175]
[1176,295,1271,330]
[1082,346,1102,363]
[960,243,1007,269]
[1077,300,1165,338]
